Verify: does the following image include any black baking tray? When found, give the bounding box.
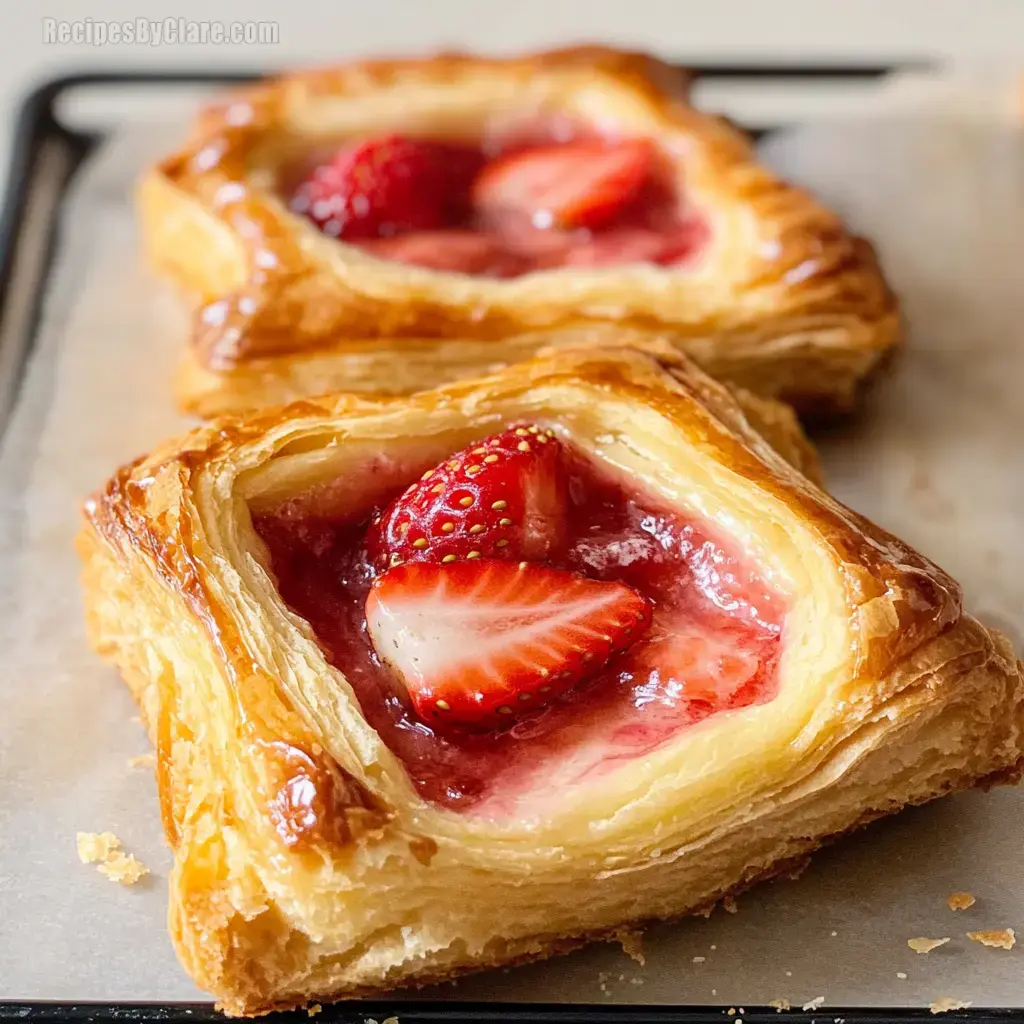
[2,62,1013,1023]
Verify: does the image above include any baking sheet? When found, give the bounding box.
[2,96,1024,1011]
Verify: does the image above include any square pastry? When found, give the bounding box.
[79,347,1022,1015]
[140,46,900,417]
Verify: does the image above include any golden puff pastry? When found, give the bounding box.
[140,45,901,418]
[78,346,1022,1016]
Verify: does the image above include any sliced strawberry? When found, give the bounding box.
[366,424,566,570]
[359,230,525,277]
[290,135,470,240]
[472,140,654,231]
[365,560,651,730]
[629,626,769,718]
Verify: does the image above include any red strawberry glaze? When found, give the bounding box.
[284,128,708,277]
[253,447,785,819]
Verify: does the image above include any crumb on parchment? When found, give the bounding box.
[802,996,824,1011]
[76,831,120,864]
[768,999,790,1012]
[306,1005,321,1017]
[967,928,1015,949]
[897,972,908,979]
[930,997,971,1014]
[908,937,950,953]
[722,894,739,914]
[97,853,148,885]
[76,831,148,885]
[948,891,976,911]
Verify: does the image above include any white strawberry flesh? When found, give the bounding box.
[365,559,650,731]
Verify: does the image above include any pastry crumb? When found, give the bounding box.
[768,999,790,1012]
[305,1005,321,1017]
[616,928,645,965]
[127,753,156,769]
[897,972,908,979]
[967,928,1015,949]
[947,891,976,911]
[802,996,825,1011]
[908,937,950,953]
[76,831,120,864]
[722,894,739,914]
[726,1010,736,1017]
[76,831,148,885]
[692,956,706,963]
[830,930,838,937]
[930,997,971,1014]
[97,852,149,885]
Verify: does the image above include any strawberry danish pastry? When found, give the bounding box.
[140,46,900,417]
[78,347,1023,1015]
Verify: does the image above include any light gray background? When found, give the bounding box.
[3,0,1024,193]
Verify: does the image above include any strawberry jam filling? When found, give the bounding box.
[284,130,707,276]
[254,427,785,819]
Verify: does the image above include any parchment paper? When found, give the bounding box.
[2,94,1024,1010]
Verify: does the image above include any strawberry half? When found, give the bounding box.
[290,135,479,240]
[366,424,566,570]
[365,559,651,730]
[472,139,654,231]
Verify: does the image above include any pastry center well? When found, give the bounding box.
[254,427,785,820]
[281,125,708,277]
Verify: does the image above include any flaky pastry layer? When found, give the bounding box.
[78,348,1022,1015]
[140,46,901,417]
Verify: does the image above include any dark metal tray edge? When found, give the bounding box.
[0,1003,1018,1023]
